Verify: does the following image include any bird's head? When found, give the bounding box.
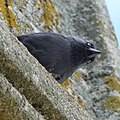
[70,37,101,68]
[84,41,101,64]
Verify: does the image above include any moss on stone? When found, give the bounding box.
[72,92,85,108]
[77,96,85,108]
[61,78,72,90]
[104,96,120,111]
[74,71,83,80]
[0,0,19,29]
[37,0,60,31]
[104,77,120,93]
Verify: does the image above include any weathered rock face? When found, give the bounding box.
[0,0,94,120]
[54,0,120,119]
[0,18,93,120]
[0,0,120,120]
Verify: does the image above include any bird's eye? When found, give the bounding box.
[86,42,92,47]
[86,42,95,48]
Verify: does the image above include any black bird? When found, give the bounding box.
[17,32,101,83]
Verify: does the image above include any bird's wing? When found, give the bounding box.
[17,32,71,82]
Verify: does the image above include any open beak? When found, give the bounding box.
[88,48,101,57]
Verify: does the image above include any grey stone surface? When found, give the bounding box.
[0,0,120,119]
[0,19,93,120]
[0,73,45,120]
[53,0,120,119]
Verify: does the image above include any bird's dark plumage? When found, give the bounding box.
[17,32,101,83]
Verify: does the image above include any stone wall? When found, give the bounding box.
[0,0,120,119]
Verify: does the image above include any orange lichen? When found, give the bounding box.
[104,77,120,93]
[37,0,60,30]
[61,78,72,90]
[0,0,19,29]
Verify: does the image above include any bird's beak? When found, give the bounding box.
[88,48,101,57]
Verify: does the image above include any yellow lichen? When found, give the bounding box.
[104,77,120,93]
[37,0,60,30]
[61,78,72,90]
[104,96,120,111]
[74,71,84,81]
[0,0,19,29]
[77,96,85,108]
[72,93,85,108]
